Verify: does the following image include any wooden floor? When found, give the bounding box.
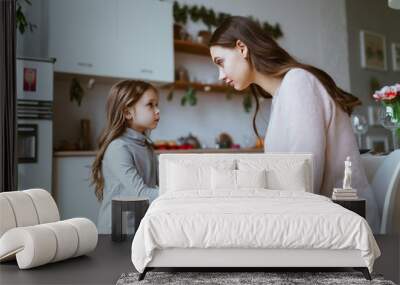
[0,235,398,285]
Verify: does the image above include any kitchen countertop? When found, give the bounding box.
[53,148,264,157]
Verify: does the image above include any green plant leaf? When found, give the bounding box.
[189,6,200,22]
[173,1,188,24]
[16,5,28,34]
[180,87,198,107]
[16,0,37,34]
[174,3,283,39]
[188,88,197,106]
[180,96,187,106]
[167,88,174,101]
[70,77,84,106]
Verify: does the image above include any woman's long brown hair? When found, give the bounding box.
[91,80,157,201]
[209,16,361,138]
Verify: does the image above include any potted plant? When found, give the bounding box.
[173,2,284,44]
[192,5,220,45]
[16,0,37,34]
[181,86,197,106]
[173,2,188,40]
[70,77,84,106]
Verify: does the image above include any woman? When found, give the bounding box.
[209,16,380,232]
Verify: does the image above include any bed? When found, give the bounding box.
[131,153,380,281]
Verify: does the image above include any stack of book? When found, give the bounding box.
[332,188,358,200]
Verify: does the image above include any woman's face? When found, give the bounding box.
[210,42,254,90]
[125,88,160,132]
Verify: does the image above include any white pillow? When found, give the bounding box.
[238,159,310,192]
[167,162,209,191]
[167,160,235,191]
[236,169,267,188]
[266,162,307,191]
[211,168,267,190]
[211,168,236,190]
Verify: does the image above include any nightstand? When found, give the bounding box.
[112,197,149,242]
[332,198,366,218]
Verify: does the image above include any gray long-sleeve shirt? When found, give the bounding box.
[265,68,380,232]
[97,128,159,234]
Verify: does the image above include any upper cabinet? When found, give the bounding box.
[47,0,173,83]
[116,0,174,83]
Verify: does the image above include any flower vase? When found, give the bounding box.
[381,99,400,149]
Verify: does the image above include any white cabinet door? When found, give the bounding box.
[54,156,100,224]
[47,0,117,77]
[47,0,173,83]
[116,0,173,83]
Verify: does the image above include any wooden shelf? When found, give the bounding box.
[172,40,232,93]
[174,40,210,56]
[162,80,242,94]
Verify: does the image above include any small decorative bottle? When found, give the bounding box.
[79,119,92,150]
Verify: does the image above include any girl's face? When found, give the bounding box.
[210,41,254,90]
[125,88,160,133]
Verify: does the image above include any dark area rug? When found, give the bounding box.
[116,271,396,285]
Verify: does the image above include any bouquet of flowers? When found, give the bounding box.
[373,83,400,150]
[373,84,400,102]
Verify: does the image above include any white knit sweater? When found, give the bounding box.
[264,68,380,232]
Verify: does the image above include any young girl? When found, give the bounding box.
[209,16,380,232]
[92,80,160,234]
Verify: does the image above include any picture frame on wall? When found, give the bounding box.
[360,30,387,71]
[392,42,400,71]
[23,67,37,92]
[366,134,389,153]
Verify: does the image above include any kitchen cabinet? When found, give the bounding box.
[53,156,100,224]
[116,0,174,82]
[47,0,117,78]
[47,0,173,83]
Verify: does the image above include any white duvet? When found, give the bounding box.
[131,190,380,273]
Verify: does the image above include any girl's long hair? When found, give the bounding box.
[209,16,361,138]
[91,80,157,201]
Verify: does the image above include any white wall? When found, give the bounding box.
[18,0,351,149]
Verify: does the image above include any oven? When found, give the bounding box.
[17,124,38,163]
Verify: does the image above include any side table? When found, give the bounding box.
[112,197,149,242]
[332,198,366,218]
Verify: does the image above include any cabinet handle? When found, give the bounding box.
[140,69,153,74]
[77,62,93,68]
